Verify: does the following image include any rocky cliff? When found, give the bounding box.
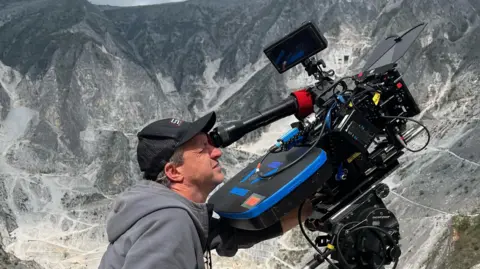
[0,0,479,268]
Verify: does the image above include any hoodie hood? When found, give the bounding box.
[105,180,211,247]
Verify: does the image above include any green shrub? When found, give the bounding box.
[443,214,480,269]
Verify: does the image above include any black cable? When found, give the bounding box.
[335,222,358,269]
[346,86,379,108]
[256,112,327,179]
[298,201,323,254]
[255,79,375,179]
[297,201,340,269]
[343,87,431,153]
[320,76,355,98]
[380,115,430,152]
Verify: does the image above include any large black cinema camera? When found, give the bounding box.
[208,21,430,269]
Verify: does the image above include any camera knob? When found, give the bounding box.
[375,183,390,198]
[387,245,401,260]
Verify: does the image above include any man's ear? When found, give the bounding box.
[164,162,183,183]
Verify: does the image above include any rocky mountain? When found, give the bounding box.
[0,0,479,268]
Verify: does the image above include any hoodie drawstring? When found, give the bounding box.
[205,203,216,269]
[204,248,212,269]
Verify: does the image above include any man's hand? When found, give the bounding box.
[280,200,313,233]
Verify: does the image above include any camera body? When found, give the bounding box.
[208,21,429,269]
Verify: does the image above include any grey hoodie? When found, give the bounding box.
[98,180,283,269]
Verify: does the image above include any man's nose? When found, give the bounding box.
[210,146,222,159]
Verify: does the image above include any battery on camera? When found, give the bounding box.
[332,107,380,154]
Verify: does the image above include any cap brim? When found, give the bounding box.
[178,112,216,146]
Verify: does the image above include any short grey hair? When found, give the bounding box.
[155,146,185,187]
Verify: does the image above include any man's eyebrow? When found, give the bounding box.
[194,139,207,150]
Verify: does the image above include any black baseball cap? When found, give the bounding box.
[136,112,216,179]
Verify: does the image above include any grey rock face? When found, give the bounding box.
[0,85,9,121]
[0,243,44,269]
[81,129,135,196]
[0,175,45,269]
[0,177,17,238]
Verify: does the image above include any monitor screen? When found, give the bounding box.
[264,22,328,73]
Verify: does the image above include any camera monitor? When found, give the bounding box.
[263,22,328,74]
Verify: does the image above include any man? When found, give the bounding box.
[98,112,312,269]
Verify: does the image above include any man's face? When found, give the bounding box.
[176,132,224,191]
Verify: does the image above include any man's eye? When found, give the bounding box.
[198,143,207,152]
